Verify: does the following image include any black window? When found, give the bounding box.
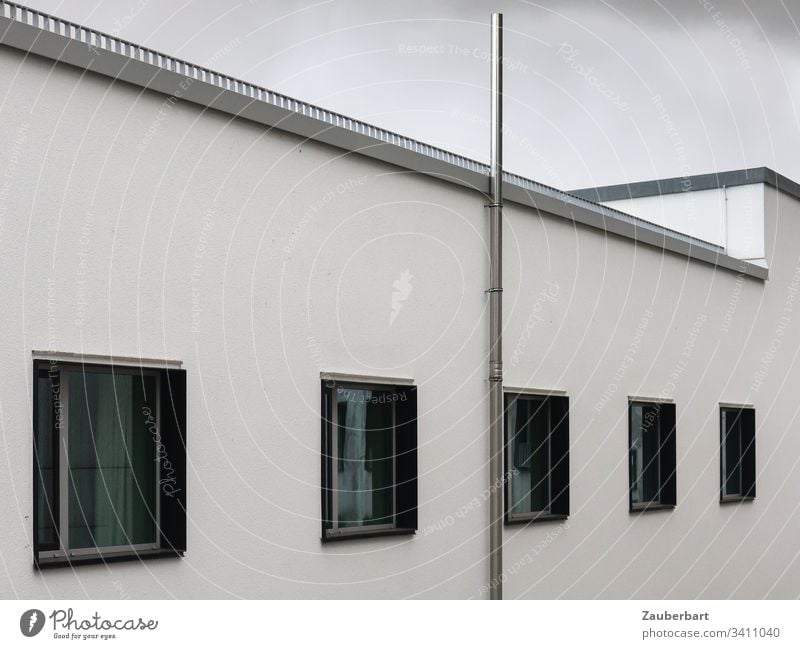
[504,393,569,523]
[33,359,187,566]
[720,406,756,501]
[321,380,417,540]
[628,401,676,511]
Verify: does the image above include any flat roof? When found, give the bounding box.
[571,167,800,203]
[0,1,768,280]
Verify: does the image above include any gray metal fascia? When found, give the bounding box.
[571,167,800,204]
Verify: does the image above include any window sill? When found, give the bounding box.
[322,527,416,543]
[720,495,755,504]
[35,548,183,569]
[630,502,675,513]
[505,513,568,525]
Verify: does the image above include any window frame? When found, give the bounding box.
[719,405,756,503]
[503,391,570,525]
[320,377,417,542]
[33,357,187,567]
[628,399,677,513]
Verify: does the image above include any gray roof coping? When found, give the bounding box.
[571,167,800,203]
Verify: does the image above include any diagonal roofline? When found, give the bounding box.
[0,1,768,279]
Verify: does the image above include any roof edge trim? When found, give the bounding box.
[570,167,800,203]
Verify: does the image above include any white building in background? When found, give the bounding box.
[1,2,799,599]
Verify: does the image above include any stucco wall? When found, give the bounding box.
[1,45,799,599]
[502,186,800,598]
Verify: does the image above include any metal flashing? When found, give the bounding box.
[571,167,800,203]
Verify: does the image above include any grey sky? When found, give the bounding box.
[16,0,800,190]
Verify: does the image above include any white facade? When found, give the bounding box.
[598,184,766,265]
[1,3,800,599]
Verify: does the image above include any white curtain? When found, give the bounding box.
[509,401,531,513]
[630,405,643,502]
[338,389,372,526]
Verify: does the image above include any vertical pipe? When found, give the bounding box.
[488,11,504,600]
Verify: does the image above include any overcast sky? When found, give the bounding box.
[17,0,800,190]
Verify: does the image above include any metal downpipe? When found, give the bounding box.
[488,11,504,601]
